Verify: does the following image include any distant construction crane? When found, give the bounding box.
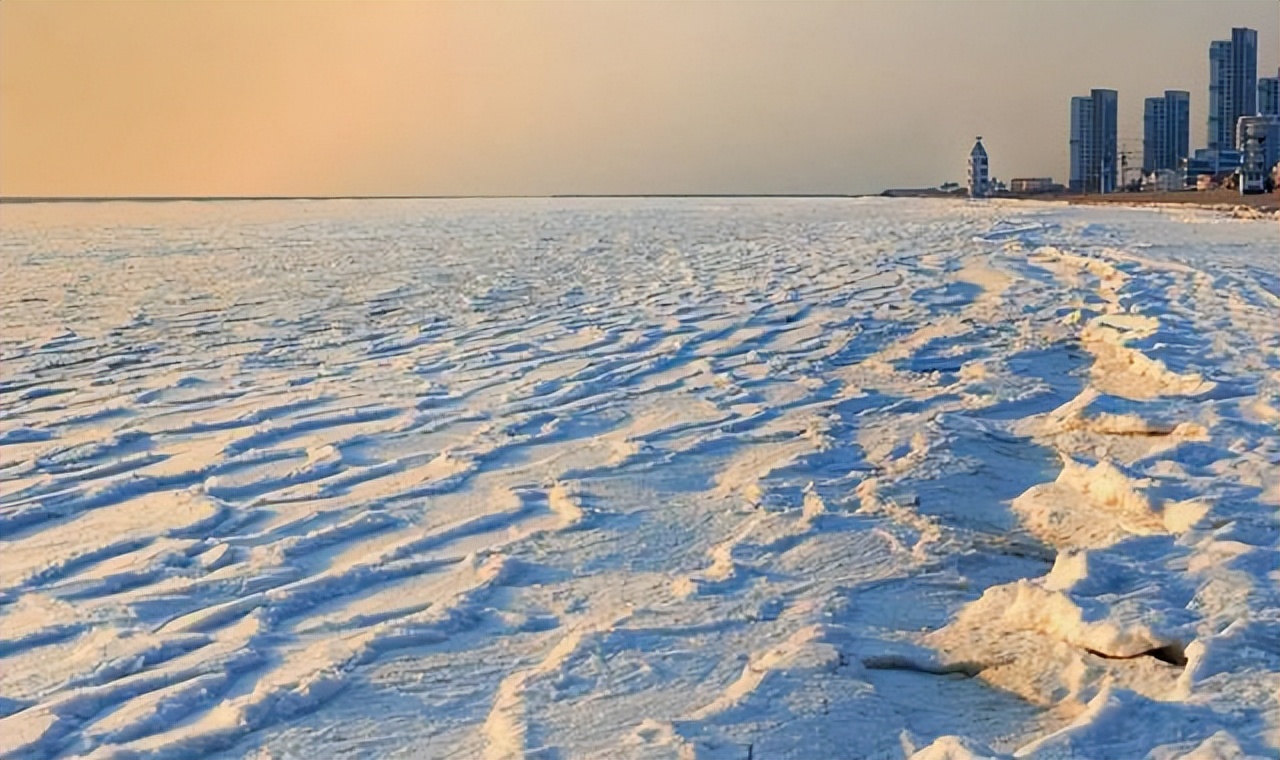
[1118,140,1144,191]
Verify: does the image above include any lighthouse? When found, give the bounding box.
[968,137,990,198]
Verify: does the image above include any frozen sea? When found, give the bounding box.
[1,198,1278,760]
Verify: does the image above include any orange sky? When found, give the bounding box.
[2,1,1276,197]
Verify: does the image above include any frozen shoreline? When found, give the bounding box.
[1,198,1277,759]
[1061,190,1280,220]
[881,188,1280,217]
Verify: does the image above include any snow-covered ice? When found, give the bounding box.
[1,197,1277,759]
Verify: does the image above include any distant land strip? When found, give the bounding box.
[0,194,874,204]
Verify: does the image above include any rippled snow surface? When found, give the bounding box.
[2,198,1278,759]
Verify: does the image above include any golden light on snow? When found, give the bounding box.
[1,198,1277,755]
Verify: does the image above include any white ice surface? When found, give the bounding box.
[1,198,1277,759]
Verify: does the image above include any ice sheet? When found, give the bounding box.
[1,198,1276,759]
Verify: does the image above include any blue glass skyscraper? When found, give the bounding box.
[1143,91,1190,173]
[1208,28,1258,150]
[1070,89,1117,193]
[1259,70,1280,117]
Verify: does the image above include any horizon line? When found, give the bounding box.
[0,193,887,205]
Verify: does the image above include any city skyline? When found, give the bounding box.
[2,1,1277,197]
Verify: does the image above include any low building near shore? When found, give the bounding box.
[1009,177,1063,194]
[1184,148,1243,188]
[1143,169,1184,193]
[1195,173,1237,191]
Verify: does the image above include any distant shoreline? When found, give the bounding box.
[3,190,1275,216]
[881,187,1280,215]
[0,194,874,204]
[1057,188,1280,215]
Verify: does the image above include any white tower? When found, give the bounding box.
[968,137,990,198]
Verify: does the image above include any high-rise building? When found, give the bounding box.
[1143,90,1190,173]
[1260,70,1280,116]
[1069,89,1117,193]
[1209,41,1231,149]
[967,137,990,198]
[1232,27,1259,119]
[1069,97,1092,192]
[1208,27,1258,150]
[1144,98,1166,174]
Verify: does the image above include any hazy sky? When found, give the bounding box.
[2,1,1276,197]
